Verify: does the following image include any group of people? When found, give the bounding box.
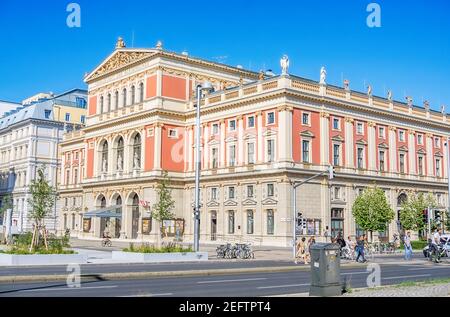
[294,236,316,264]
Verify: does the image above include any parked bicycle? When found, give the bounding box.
[101,232,112,247]
[216,243,254,259]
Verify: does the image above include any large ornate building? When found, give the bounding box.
[58,38,449,246]
[0,89,87,233]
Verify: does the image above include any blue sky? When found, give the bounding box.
[0,0,449,111]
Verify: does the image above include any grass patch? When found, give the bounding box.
[0,248,75,255]
[123,242,194,253]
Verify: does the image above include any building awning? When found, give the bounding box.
[84,205,122,218]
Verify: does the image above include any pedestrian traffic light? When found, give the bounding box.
[328,165,334,180]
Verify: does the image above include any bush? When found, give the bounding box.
[400,240,428,250]
[0,232,73,255]
[124,242,193,253]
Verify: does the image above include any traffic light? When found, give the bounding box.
[328,165,335,180]
[434,210,442,225]
[422,209,428,225]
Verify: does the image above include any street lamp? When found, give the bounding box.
[193,82,213,252]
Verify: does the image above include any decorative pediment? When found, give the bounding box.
[417,148,427,154]
[242,198,257,206]
[225,136,238,143]
[356,138,367,145]
[434,151,443,157]
[207,200,220,207]
[85,49,156,82]
[244,133,256,140]
[224,200,238,207]
[208,139,220,146]
[300,130,315,138]
[398,145,409,152]
[262,197,278,205]
[378,142,389,149]
[263,129,277,137]
[332,135,344,142]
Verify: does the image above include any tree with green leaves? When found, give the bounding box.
[0,194,13,220]
[399,192,437,232]
[27,167,58,251]
[352,185,395,242]
[151,171,175,246]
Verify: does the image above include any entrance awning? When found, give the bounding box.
[84,205,122,218]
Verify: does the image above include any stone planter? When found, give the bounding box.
[111,251,208,263]
[0,253,88,266]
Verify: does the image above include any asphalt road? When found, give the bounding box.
[1,262,449,297]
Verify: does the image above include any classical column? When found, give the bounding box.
[367,122,376,171]
[277,106,293,163]
[388,127,397,173]
[320,112,330,165]
[107,137,114,175]
[154,123,163,171]
[203,124,209,169]
[237,115,244,165]
[156,68,163,97]
[344,118,354,168]
[408,130,416,175]
[188,126,194,171]
[219,119,226,168]
[256,111,264,163]
[426,133,434,176]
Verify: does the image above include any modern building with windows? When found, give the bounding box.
[58,38,449,246]
[0,89,87,233]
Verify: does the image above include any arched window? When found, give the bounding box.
[101,141,108,173]
[139,82,144,102]
[131,85,136,105]
[122,88,127,107]
[133,134,141,169]
[107,93,111,112]
[100,96,104,114]
[397,193,407,206]
[116,196,122,206]
[114,91,119,109]
[116,137,124,171]
[100,196,107,209]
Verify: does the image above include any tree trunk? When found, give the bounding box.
[156,221,161,248]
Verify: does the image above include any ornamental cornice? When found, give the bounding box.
[389,126,397,131]
[408,129,416,135]
[277,105,293,112]
[320,112,330,118]
[367,121,376,128]
[255,111,263,117]
[236,115,243,121]
[345,117,354,123]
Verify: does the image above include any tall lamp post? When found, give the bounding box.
[194,82,213,252]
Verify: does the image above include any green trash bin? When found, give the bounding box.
[309,243,341,296]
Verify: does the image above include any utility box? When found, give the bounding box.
[309,243,341,297]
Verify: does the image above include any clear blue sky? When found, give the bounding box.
[1,0,449,111]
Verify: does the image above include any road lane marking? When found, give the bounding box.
[342,272,368,275]
[408,266,450,271]
[120,293,173,297]
[257,283,310,289]
[382,274,431,280]
[21,285,118,292]
[197,278,267,284]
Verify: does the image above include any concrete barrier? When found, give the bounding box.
[0,253,88,266]
[111,251,208,263]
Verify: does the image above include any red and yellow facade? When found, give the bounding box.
[58,40,450,246]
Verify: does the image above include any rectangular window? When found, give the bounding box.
[357,147,364,169]
[229,145,236,166]
[247,185,254,198]
[228,211,235,234]
[379,127,385,139]
[267,112,275,125]
[436,158,441,177]
[356,123,363,135]
[76,97,87,108]
[247,116,255,128]
[417,134,423,145]
[229,120,236,131]
[399,130,405,142]
[333,118,340,130]
[168,129,178,138]
[267,183,274,197]
[212,123,219,135]
[302,140,310,163]
[247,210,254,234]
[228,187,235,199]
[379,150,385,171]
[334,187,341,200]
[267,139,274,162]
[80,115,86,124]
[247,142,255,164]
[434,137,440,148]
[302,113,310,125]
[267,210,274,235]
[418,156,424,175]
[65,113,71,122]
[399,153,405,173]
[333,144,340,166]
[44,110,51,119]
[211,187,218,200]
[74,169,78,184]
[212,148,218,169]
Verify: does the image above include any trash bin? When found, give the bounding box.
[309,243,341,297]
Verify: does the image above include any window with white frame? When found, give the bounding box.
[168,129,178,138]
[247,116,255,128]
[333,144,341,166]
[399,153,406,173]
[229,119,236,131]
[434,137,440,148]
[247,210,254,234]
[334,187,341,200]
[398,130,405,142]
[418,155,424,175]
[212,123,219,135]
[302,112,310,125]
[211,187,218,200]
[229,145,236,166]
[267,139,275,162]
[435,158,441,177]
[357,147,364,169]
[228,186,235,199]
[267,183,275,197]
[267,209,274,235]
[302,140,310,163]
[267,112,275,125]
[228,211,235,234]
[417,134,423,145]
[247,142,255,164]
[379,150,385,171]
[247,185,254,198]
[378,126,385,139]
[211,148,218,169]
[332,118,340,130]
[356,122,364,135]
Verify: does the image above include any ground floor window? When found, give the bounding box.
[267,209,274,235]
[63,214,67,230]
[331,208,344,238]
[247,210,254,234]
[71,214,75,230]
[228,211,235,234]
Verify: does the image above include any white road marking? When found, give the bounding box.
[342,272,368,275]
[382,274,431,280]
[119,293,173,297]
[257,283,310,289]
[197,278,267,284]
[21,285,118,292]
[408,266,450,271]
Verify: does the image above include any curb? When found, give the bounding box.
[0,262,367,284]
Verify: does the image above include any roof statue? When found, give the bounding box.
[343,79,350,91]
[367,85,372,96]
[319,66,327,85]
[406,96,413,107]
[424,100,430,111]
[115,37,126,49]
[387,90,393,101]
[280,55,289,75]
[441,105,446,114]
[156,40,163,50]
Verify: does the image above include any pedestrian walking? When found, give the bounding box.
[403,231,412,260]
[295,237,308,264]
[355,234,366,263]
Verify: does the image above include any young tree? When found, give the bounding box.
[352,186,395,242]
[151,171,175,246]
[27,167,57,251]
[400,192,437,232]
[0,194,13,221]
